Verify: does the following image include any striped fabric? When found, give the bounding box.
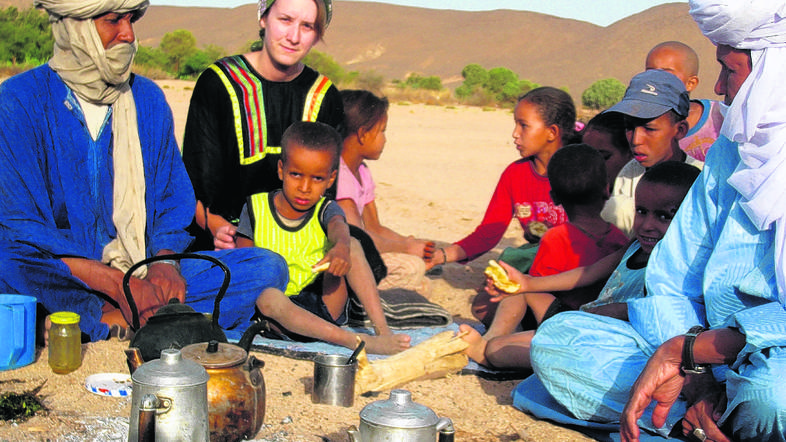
[210,56,332,165]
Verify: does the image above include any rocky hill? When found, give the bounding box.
[2,1,720,102]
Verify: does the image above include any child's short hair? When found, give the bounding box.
[281,121,343,171]
[519,87,580,145]
[640,161,701,195]
[340,89,389,139]
[547,143,608,206]
[584,112,628,155]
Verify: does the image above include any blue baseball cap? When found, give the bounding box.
[606,70,690,120]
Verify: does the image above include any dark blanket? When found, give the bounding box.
[348,288,453,329]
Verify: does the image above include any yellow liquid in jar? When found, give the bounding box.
[48,323,82,374]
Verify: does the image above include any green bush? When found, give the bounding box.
[402,73,442,91]
[485,67,518,95]
[160,29,197,75]
[455,64,540,106]
[352,70,385,95]
[582,78,626,110]
[304,50,345,84]
[461,63,488,89]
[0,7,53,65]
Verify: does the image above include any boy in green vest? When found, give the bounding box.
[234,121,411,355]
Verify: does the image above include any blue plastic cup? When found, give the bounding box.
[0,294,37,371]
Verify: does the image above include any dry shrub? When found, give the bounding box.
[381,85,455,106]
[0,64,32,79]
[131,63,173,80]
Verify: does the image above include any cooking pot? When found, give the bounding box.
[128,348,210,442]
[347,389,454,442]
[123,253,230,362]
[180,336,266,442]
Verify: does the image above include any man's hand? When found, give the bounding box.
[681,389,731,442]
[147,261,186,304]
[122,277,166,326]
[621,337,685,442]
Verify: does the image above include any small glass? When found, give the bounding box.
[48,311,82,374]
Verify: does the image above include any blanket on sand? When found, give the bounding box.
[348,288,453,329]
[236,323,524,381]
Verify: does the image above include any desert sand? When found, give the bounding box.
[0,80,596,441]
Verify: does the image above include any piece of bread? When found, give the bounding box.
[312,262,330,273]
[484,260,521,293]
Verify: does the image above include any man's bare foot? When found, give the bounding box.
[459,324,489,366]
[362,333,411,355]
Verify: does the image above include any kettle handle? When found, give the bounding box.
[122,253,231,331]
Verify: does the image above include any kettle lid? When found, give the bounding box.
[181,340,247,369]
[359,389,438,429]
[131,349,209,387]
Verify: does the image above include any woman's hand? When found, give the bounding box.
[214,224,237,250]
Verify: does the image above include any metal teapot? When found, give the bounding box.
[128,348,210,442]
[123,253,230,362]
[180,334,266,442]
[347,389,455,442]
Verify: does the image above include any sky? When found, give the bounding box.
[148,0,687,27]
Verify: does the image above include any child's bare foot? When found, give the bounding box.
[362,333,411,355]
[459,324,489,366]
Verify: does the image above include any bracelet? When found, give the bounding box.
[438,248,447,265]
[152,259,181,272]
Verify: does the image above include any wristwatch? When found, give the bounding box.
[681,325,711,375]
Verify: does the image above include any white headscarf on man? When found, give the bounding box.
[690,0,786,305]
[35,0,151,277]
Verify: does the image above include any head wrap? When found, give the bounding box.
[258,0,332,25]
[35,0,151,277]
[690,0,786,305]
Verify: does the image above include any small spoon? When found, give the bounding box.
[346,340,366,365]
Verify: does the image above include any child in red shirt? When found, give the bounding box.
[466,144,628,367]
[424,87,578,321]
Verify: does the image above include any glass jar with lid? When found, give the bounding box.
[48,311,82,374]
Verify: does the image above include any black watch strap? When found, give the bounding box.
[681,325,711,375]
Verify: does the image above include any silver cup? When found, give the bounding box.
[312,354,357,407]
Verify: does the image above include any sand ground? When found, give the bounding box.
[0,80,596,441]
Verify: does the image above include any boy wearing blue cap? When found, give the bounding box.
[600,69,704,236]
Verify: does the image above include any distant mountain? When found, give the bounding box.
[2,1,721,102]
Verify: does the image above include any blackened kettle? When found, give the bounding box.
[123,253,229,362]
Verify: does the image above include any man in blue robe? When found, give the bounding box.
[521,2,786,442]
[0,0,288,342]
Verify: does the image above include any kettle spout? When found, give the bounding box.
[437,417,455,442]
[125,347,145,374]
[347,425,361,442]
[237,320,271,352]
